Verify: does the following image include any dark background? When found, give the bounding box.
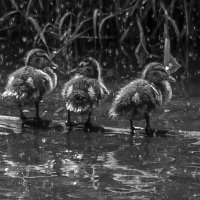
[0,0,199,94]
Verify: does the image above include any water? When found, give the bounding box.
[0,75,200,199]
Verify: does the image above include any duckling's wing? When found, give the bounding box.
[140,83,162,106]
[2,66,49,103]
[109,79,161,118]
[62,77,105,112]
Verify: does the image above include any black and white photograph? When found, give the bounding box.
[0,0,199,199]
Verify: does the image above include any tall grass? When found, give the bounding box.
[0,0,199,77]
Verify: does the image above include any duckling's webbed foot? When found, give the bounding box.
[84,119,93,131]
[145,126,155,134]
[18,105,28,123]
[22,116,51,129]
[65,121,79,127]
[35,116,43,123]
[34,101,47,126]
[20,114,28,121]
[34,117,47,128]
[145,113,155,135]
[84,110,94,131]
[65,111,79,128]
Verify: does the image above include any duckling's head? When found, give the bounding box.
[25,49,58,70]
[142,62,176,84]
[70,57,101,80]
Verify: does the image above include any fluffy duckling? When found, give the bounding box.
[2,48,58,122]
[62,57,109,129]
[109,62,175,134]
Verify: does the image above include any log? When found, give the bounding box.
[0,115,22,134]
[0,115,169,137]
[1,115,199,140]
[0,115,144,135]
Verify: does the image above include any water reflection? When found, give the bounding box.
[0,84,200,199]
[0,123,199,199]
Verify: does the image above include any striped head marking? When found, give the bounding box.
[25,48,58,70]
[142,62,176,83]
[71,57,101,80]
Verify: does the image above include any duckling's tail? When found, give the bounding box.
[65,101,90,113]
[65,92,91,113]
[1,90,27,101]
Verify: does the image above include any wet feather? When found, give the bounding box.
[109,62,175,123]
[62,57,109,114]
[2,48,58,121]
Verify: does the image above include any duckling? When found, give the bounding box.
[109,62,175,134]
[2,48,58,122]
[62,57,109,129]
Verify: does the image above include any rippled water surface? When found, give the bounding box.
[0,78,200,199]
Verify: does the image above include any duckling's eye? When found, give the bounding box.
[33,58,44,68]
[164,73,170,79]
[152,71,159,76]
[34,58,40,64]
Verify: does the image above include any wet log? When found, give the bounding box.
[0,115,22,134]
[0,115,170,137]
[2,115,199,139]
[0,115,144,135]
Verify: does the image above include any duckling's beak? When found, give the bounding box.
[168,75,176,82]
[68,66,80,75]
[79,61,87,67]
[67,61,87,75]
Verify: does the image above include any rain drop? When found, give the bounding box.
[189,52,193,57]
[22,37,27,43]
[0,54,3,65]
[108,49,112,54]
[19,48,24,54]
[19,3,24,8]
[56,7,60,13]
[1,44,5,50]
[115,49,119,56]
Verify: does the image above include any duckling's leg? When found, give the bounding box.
[145,113,153,134]
[130,119,135,135]
[67,111,71,123]
[84,110,93,130]
[66,111,71,126]
[35,100,42,122]
[65,111,78,127]
[18,105,27,121]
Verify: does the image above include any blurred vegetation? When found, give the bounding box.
[0,0,199,79]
